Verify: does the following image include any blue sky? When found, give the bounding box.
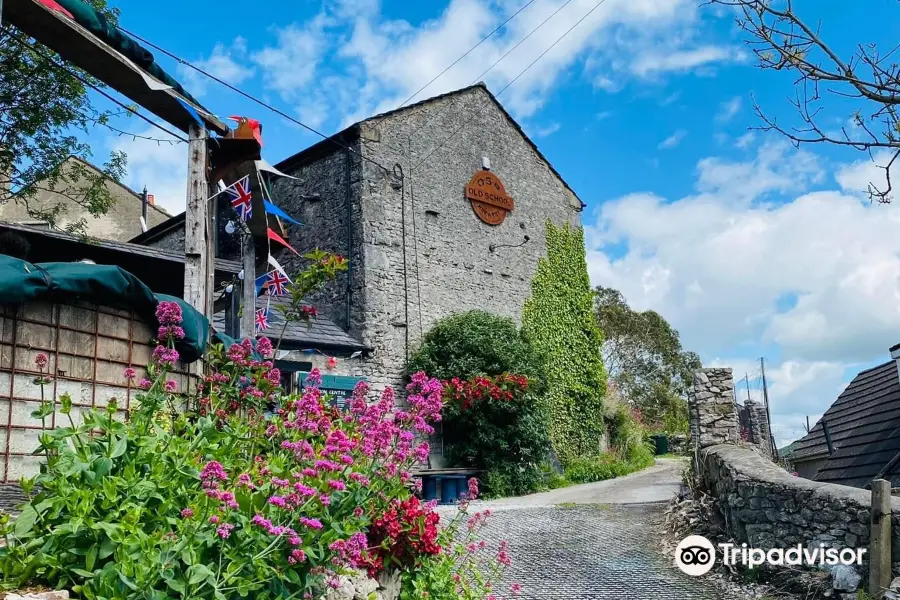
[82,0,900,444]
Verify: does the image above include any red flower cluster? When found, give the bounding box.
[443,373,529,411]
[362,495,441,576]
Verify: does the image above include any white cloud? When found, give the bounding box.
[252,15,330,101]
[734,131,755,149]
[531,122,561,138]
[179,38,255,96]
[630,46,744,78]
[587,142,900,441]
[658,129,687,149]
[716,96,741,122]
[835,149,899,202]
[112,127,187,215]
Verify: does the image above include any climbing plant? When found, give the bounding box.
[522,222,607,465]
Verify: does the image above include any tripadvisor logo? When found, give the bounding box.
[674,535,867,577]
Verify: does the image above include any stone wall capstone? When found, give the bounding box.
[691,368,740,448]
[699,444,900,573]
[745,399,773,460]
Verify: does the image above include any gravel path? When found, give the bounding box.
[439,459,739,599]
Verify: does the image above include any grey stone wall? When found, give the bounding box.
[700,444,900,573]
[355,85,581,392]
[143,225,185,252]
[274,85,582,396]
[745,399,773,460]
[691,368,740,448]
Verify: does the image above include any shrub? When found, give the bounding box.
[521,222,607,465]
[0,301,513,599]
[405,311,543,383]
[607,403,654,467]
[564,453,632,484]
[441,374,551,497]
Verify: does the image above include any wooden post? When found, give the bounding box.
[870,478,892,599]
[241,232,256,338]
[183,123,210,316]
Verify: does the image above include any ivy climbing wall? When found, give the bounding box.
[522,222,607,465]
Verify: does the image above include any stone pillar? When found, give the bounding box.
[745,399,773,460]
[690,368,740,448]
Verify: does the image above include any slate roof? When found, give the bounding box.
[790,360,900,488]
[212,295,368,353]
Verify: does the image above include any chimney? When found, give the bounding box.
[890,343,900,380]
[141,186,148,222]
[147,194,155,206]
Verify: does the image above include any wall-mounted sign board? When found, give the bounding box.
[299,373,367,411]
[465,169,514,225]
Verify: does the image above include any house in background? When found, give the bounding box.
[789,345,900,488]
[0,156,170,241]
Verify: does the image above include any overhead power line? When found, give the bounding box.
[369,0,539,130]
[411,0,611,171]
[5,29,189,143]
[115,25,393,175]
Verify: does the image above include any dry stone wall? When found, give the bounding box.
[691,368,740,448]
[700,444,900,573]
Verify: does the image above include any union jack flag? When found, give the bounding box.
[225,175,252,221]
[254,307,270,332]
[263,270,289,296]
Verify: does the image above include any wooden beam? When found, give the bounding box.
[184,124,210,316]
[241,232,256,338]
[869,478,892,599]
[3,0,227,135]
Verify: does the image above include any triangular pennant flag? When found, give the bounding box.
[37,0,74,19]
[264,200,301,226]
[268,255,292,281]
[176,98,204,127]
[138,70,173,92]
[255,159,301,180]
[255,273,268,295]
[268,228,300,256]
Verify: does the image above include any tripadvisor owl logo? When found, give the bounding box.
[675,535,716,576]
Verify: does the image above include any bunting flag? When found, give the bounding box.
[264,200,301,226]
[225,175,253,221]
[176,98,204,127]
[37,0,74,19]
[268,228,300,256]
[254,307,270,332]
[255,159,300,180]
[260,270,289,296]
[268,255,291,280]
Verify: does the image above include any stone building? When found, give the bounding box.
[0,156,170,241]
[133,83,585,395]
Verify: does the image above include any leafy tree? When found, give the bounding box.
[522,222,607,464]
[594,286,701,432]
[0,1,127,235]
[713,0,900,202]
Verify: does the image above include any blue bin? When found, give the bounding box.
[439,477,457,504]
[422,477,438,501]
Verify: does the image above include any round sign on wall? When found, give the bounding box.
[465,169,514,225]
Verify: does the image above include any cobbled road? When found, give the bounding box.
[442,459,737,600]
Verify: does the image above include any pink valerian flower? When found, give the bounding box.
[497,540,511,566]
[139,378,152,390]
[510,583,523,596]
[180,508,194,518]
[34,353,48,370]
[200,461,228,483]
[209,515,220,525]
[155,301,183,326]
[268,496,288,508]
[288,548,307,565]
[329,532,368,567]
[300,517,323,529]
[265,368,282,386]
[123,367,136,380]
[164,380,178,393]
[151,345,179,367]
[256,336,273,358]
[157,325,185,341]
[467,477,479,501]
[327,479,346,491]
[217,523,235,539]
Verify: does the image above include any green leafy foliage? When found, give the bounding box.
[0,1,127,236]
[405,310,543,382]
[441,374,550,498]
[594,286,701,433]
[407,312,549,497]
[521,222,607,465]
